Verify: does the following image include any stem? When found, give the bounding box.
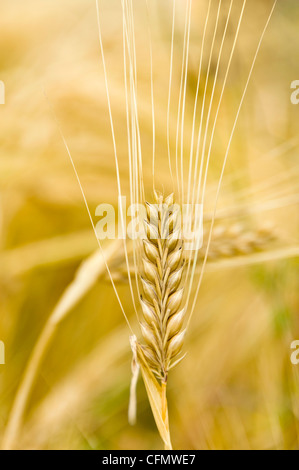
[1,322,55,450]
[2,243,119,450]
[161,379,172,450]
[161,381,167,423]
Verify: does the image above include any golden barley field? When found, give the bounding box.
[0,0,298,450]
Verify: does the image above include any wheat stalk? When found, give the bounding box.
[139,191,186,383]
[1,240,121,450]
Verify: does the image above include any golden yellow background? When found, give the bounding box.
[0,0,298,449]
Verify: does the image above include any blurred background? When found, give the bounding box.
[0,0,298,450]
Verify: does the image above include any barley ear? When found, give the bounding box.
[140,192,186,381]
[133,193,187,449]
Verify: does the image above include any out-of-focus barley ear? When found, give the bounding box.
[108,223,278,282]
